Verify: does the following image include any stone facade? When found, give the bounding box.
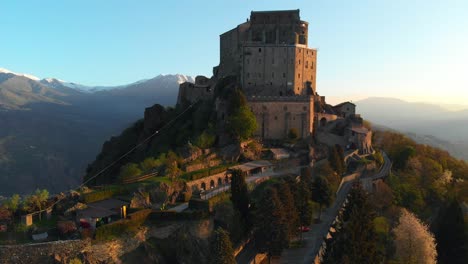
[217,10,317,96]
[333,102,356,118]
[247,96,314,139]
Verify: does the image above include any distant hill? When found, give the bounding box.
[0,68,192,195]
[356,97,468,160]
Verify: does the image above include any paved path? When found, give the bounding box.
[278,152,392,264]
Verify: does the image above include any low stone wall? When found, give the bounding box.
[0,240,89,264]
[186,171,229,191]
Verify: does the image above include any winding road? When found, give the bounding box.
[278,152,391,264]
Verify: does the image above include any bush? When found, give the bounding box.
[82,186,127,203]
[288,128,299,139]
[95,209,151,241]
[119,163,142,182]
[148,210,210,221]
[195,131,216,149]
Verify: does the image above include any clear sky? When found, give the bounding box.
[1,0,467,105]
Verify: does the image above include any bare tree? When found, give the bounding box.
[393,209,437,264]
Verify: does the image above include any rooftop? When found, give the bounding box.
[229,160,273,172]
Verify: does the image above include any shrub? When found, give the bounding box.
[119,163,142,182]
[195,131,216,149]
[148,210,210,221]
[82,186,127,203]
[288,128,299,139]
[95,209,151,241]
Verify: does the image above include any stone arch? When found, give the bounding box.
[201,182,206,191]
[217,177,223,187]
[210,180,215,189]
[320,117,327,127]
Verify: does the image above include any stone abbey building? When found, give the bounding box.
[177,9,373,154]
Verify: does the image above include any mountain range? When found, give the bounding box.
[0,67,193,196]
[355,97,468,160]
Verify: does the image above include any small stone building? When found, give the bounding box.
[333,102,356,118]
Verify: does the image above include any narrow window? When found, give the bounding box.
[283,73,286,78]
[259,48,262,52]
[299,59,301,65]
[272,72,275,78]
[298,73,301,78]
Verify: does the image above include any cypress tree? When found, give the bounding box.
[277,183,300,242]
[324,184,382,264]
[311,176,332,221]
[230,169,250,230]
[209,228,236,264]
[435,199,468,264]
[254,188,288,260]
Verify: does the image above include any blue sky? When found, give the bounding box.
[1,0,467,105]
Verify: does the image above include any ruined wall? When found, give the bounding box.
[176,76,214,105]
[247,96,314,140]
[0,240,89,264]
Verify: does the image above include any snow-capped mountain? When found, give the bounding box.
[0,67,40,81]
[1,67,194,94]
[0,67,195,195]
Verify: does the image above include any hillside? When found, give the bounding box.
[0,70,191,195]
[356,97,468,160]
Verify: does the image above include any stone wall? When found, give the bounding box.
[0,240,89,264]
[241,45,317,96]
[186,171,230,191]
[177,76,214,105]
[248,96,314,140]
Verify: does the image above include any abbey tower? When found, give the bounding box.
[215,10,317,96]
[177,9,373,154]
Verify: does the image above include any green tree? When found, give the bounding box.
[194,130,216,149]
[24,189,49,220]
[165,151,182,180]
[227,106,257,140]
[328,145,345,175]
[254,188,288,261]
[297,183,313,241]
[119,163,142,181]
[311,176,332,221]
[434,199,468,264]
[324,184,382,264]
[209,228,236,264]
[230,169,250,231]
[277,183,300,242]
[393,145,416,170]
[5,194,21,213]
[228,88,247,113]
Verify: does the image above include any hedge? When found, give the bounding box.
[148,210,210,221]
[188,192,230,212]
[95,209,151,241]
[82,186,128,204]
[182,164,233,181]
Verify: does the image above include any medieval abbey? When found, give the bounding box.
[178,9,373,154]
